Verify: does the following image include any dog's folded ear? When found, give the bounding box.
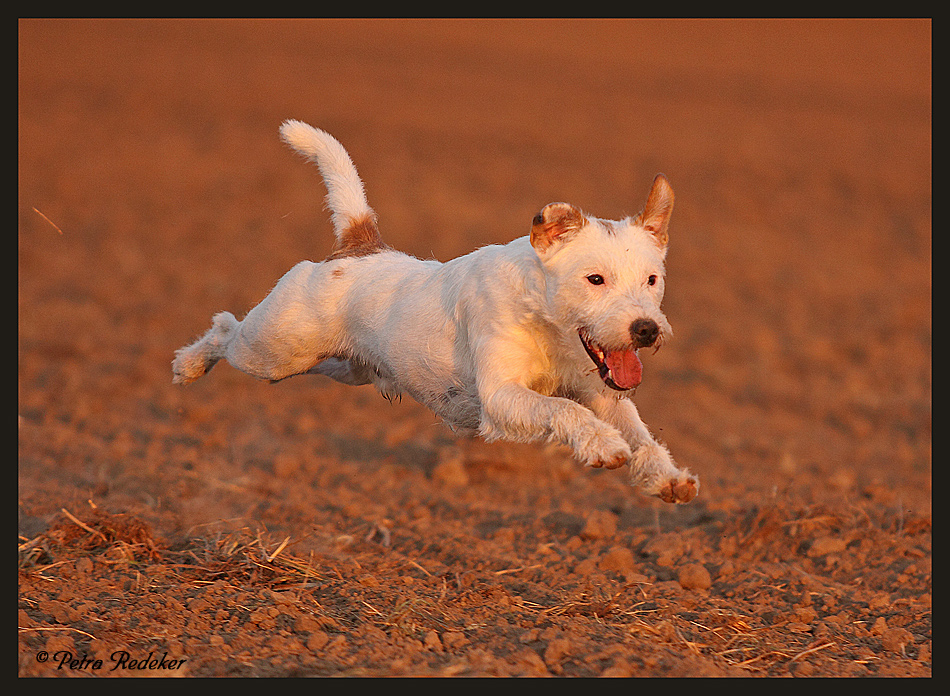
[530,202,587,254]
[634,174,675,248]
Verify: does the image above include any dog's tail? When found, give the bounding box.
[279,120,387,259]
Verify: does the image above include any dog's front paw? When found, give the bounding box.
[579,429,632,470]
[629,444,699,503]
[590,446,632,470]
[655,472,699,504]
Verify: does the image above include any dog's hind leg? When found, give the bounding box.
[173,260,349,385]
[173,304,340,386]
[172,311,240,385]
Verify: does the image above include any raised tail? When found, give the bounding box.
[279,120,387,259]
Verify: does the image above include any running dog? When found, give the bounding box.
[173,120,698,503]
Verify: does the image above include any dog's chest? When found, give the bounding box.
[432,384,482,431]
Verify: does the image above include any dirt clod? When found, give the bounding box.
[677,563,713,590]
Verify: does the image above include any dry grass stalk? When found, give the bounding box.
[32,207,64,234]
[174,528,322,587]
[60,508,109,543]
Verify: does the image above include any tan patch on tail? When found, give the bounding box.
[326,213,391,261]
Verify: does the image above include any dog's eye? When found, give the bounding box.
[586,274,605,286]
[647,274,658,286]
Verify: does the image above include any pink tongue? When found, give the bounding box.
[604,348,643,389]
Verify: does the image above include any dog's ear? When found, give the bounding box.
[634,174,674,248]
[530,202,587,255]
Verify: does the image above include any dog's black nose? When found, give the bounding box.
[630,318,659,348]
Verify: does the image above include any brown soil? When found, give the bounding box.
[18,20,931,677]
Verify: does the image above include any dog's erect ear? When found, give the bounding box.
[634,174,674,248]
[530,202,587,255]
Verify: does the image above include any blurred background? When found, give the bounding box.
[19,19,931,528]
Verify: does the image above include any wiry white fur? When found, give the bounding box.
[173,121,698,503]
[279,120,374,238]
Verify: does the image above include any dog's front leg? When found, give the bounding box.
[478,382,633,469]
[587,394,699,503]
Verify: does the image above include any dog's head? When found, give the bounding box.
[530,174,674,391]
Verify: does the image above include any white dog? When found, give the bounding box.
[173,120,698,503]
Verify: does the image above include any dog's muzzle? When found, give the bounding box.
[580,318,660,391]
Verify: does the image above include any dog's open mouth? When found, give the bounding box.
[579,329,643,391]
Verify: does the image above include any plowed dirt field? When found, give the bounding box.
[19,19,930,677]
